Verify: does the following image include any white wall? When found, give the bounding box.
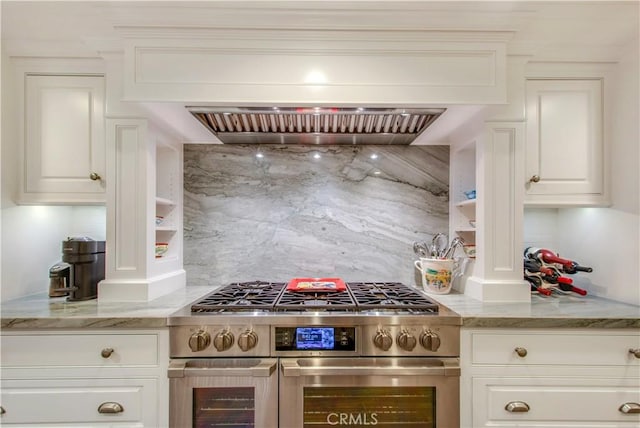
[0,206,106,301]
[524,37,640,306]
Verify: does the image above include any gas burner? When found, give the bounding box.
[191,281,285,313]
[190,281,439,314]
[347,282,439,313]
[275,289,357,312]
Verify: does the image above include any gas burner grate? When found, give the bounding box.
[347,282,439,313]
[275,289,357,312]
[191,281,286,313]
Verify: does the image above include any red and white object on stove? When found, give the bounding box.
[286,277,347,292]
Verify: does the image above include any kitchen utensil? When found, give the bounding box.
[413,241,429,258]
[415,258,454,294]
[286,277,346,292]
[442,236,464,259]
[430,233,448,258]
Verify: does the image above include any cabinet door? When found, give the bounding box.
[21,74,105,204]
[525,79,606,206]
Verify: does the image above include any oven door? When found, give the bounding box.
[168,358,278,428]
[279,357,459,428]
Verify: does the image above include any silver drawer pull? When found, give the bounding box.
[619,403,640,414]
[514,347,528,358]
[505,401,530,413]
[89,172,102,181]
[97,402,124,414]
[101,347,114,358]
[629,348,640,359]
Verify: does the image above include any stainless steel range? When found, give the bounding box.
[168,281,461,428]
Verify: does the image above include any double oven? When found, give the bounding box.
[168,281,461,427]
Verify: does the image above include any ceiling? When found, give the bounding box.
[2,1,638,143]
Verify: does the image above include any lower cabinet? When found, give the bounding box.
[461,328,640,427]
[0,329,169,427]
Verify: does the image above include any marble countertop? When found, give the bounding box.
[427,292,640,328]
[1,287,638,330]
[0,286,213,329]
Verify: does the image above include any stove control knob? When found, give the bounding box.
[213,329,235,352]
[238,329,258,352]
[396,329,417,351]
[188,330,211,352]
[420,330,441,352]
[373,328,393,351]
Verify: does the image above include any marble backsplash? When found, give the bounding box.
[183,144,449,287]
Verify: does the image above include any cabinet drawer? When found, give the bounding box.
[471,330,640,366]
[0,333,158,367]
[0,378,156,425]
[473,377,640,426]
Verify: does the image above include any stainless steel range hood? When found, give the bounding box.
[187,107,446,145]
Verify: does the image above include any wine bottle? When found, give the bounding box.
[557,282,588,296]
[524,247,593,274]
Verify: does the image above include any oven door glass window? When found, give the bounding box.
[193,387,254,428]
[303,386,435,427]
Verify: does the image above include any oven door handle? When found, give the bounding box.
[168,359,278,378]
[280,358,460,377]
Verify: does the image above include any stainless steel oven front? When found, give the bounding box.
[279,357,460,428]
[168,358,278,428]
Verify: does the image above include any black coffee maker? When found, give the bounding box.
[58,237,106,301]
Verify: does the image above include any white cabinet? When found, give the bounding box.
[19,73,106,205]
[101,119,185,302]
[461,328,640,427]
[525,78,608,206]
[0,329,169,427]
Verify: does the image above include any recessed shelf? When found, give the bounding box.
[155,196,175,206]
[456,199,476,208]
[456,228,476,233]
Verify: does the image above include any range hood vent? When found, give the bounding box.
[187,107,446,145]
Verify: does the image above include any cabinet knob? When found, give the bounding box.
[97,402,124,414]
[629,348,640,359]
[514,347,528,357]
[528,175,540,183]
[89,172,102,181]
[101,347,114,358]
[505,401,530,413]
[619,403,640,414]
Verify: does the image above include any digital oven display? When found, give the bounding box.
[275,326,356,352]
[296,327,335,350]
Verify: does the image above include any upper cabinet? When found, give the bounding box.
[524,78,608,206]
[18,70,106,205]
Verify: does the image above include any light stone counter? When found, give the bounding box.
[2,286,639,330]
[427,292,640,329]
[0,286,214,329]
